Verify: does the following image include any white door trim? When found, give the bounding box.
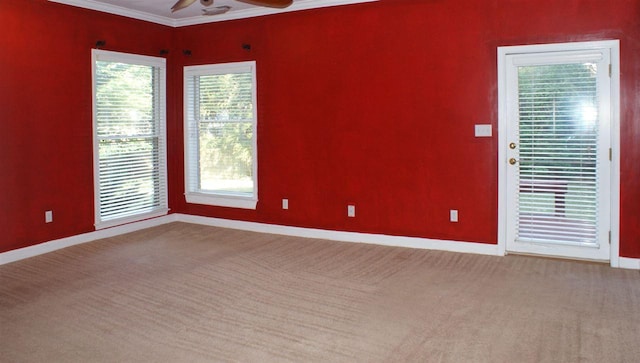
[497,40,620,266]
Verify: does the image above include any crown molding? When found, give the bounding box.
[49,0,378,27]
[49,0,176,26]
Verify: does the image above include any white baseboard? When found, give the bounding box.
[4,213,637,270]
[618,257,640,270]
[174,214,503,256]
[0,215,177,265]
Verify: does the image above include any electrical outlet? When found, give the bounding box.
[282,198,289,210]
[45,210,53,223]
[450,210,458,222]
[348,205,356,217]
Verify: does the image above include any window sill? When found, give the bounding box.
[185,192,257,210]
[95,209,169,230]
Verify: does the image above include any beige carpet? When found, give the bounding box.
[1,222,639,362]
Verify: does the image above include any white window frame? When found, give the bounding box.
[92,49,168,229]
[183,61,258,210]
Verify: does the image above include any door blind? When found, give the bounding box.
[516,62,600,246]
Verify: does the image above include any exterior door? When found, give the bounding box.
[502,44,614,261]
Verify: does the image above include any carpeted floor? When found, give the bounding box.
[1,222,639,362]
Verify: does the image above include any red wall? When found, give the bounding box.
[172,0,640,256]
[0,0,172,252]
[2,0,639,258]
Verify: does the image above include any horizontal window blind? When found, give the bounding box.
[184,62,257,208]
[94,51,167,227]
[517,62,599,246]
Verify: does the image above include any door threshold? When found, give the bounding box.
[505,251,609,265]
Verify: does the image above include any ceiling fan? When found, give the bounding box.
[171,0,293,15]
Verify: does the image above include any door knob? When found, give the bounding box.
[509,142,517,149]
[509,158,518,165]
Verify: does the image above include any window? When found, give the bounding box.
[92,50,168,229]
[183,61,258,209]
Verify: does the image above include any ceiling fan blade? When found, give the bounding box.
[235,0,293,9]
[171,0,197,12]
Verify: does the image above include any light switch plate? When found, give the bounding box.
[475,124,492,137]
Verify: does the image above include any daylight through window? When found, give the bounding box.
[92,50,168,229]
[184,61,258,209]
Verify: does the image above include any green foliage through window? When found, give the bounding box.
[94,52,166,224]
[185,64,256,198]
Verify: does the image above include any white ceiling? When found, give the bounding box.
[49,0,377,27]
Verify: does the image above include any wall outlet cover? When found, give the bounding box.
[450,209,458,222]
[45,210,53,223]
[348,205,356,217]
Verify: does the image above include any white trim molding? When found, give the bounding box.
[175,214,502,256]
[0,215,176,266]
[4,214,637,269]
[1,214,499,265]
[48,0,378,27]
[49,0,176,27]
[618,257,640,270]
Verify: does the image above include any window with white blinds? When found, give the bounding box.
[92,50,168,229]
[516,62,600,246]
[183,61,258,209]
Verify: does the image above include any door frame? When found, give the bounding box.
[497,40,621,267]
